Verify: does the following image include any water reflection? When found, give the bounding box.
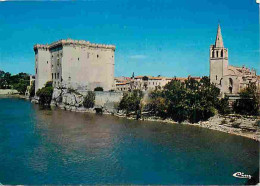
[0,99,258,185]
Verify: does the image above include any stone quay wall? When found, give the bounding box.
[51,88,123,113]
[0,89,19,95]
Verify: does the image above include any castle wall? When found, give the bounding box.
[50,46,63,88]
[34,39,115,93]
[60,45,115,91]
[35,47,51,93]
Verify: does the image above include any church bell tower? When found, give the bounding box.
[210,24,229,85]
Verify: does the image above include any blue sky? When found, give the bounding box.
[0,0,259,77]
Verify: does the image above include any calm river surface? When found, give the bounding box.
[0,98,259,185]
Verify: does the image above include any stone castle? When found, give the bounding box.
[34,39,115,93]
[210,24,260,96]
[34,25,259,96]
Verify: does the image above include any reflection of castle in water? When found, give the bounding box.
[33,107,117,157]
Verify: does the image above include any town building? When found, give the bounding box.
[210,25,259,96]
[115,75,201,92]
[25,75,35,97]
[34,39,115,93]
[114,77,131,91]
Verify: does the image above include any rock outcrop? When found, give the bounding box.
[51,88,123,113]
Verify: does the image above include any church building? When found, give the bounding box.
[210,25,259,96]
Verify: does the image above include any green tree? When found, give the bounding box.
[36,81,53,106]
[13,79,28,94]
[83,91,95,108]
[147,76,221,123]
[36,87,53,106]
[146,90,168,118]
[216,97,231,115]
[233,84,259,116]
[119,90,143,115]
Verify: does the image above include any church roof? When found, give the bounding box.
[215,24,224,48]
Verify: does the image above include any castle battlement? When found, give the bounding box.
[34,39,116,51]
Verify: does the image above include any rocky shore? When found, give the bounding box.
[114,113,260,142]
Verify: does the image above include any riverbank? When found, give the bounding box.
[53,101,260,142]
[114,113,260,142]
[32,88,260,142]
[0,94,28,99]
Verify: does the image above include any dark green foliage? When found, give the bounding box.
[83,91,95,108]
[45,81,53,88]
[36,86,53,106]
[233,84,259,116]
[145,90,168,118]
[94,87,104,91]
[13,79,28,94]
[29,81,35,98]
[0,71,30,93]
[216,97,231,115]
[147,76,220,123]
[119,90,143,115]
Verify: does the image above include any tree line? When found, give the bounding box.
[118,77,259,123]
[0,70,31,94]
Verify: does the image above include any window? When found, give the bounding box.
[52,73,53,79]
[55,73,56,79]
[97,54,99,58]
[216,75,217,80]
[216,51,219,58]
[112,55,114,58]
[57,73,59,79]
[78,58,80,61]
[212,51,214,58]
[221,50,224,57]
[36,68,37,74]
[47,61,48,64]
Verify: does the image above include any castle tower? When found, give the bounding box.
[34,44,52,93]
[210,24,229,86]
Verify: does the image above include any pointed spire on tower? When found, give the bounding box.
[215,24,224,48]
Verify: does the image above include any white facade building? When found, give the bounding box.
[34,39,115,93]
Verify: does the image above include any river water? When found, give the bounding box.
[0,98,258,184]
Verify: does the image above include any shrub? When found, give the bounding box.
[13,79,29,94]
[45,81,53,88]
[36,87,53,106]
[231,122,241,128]
[29,81,35,98]
[144,76,223,123]
[119,90,143,115]
[217,97,231,115]
[233,84,259,116]
[94,87,103,91]
[36,81,53,106]
[83,91,95,108]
